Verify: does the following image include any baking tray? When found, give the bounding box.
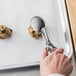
[0,0,73,70]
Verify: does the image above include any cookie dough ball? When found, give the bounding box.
[0,25,12,39]
[28,25,41,39]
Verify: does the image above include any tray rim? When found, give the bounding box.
[58,0,73,58]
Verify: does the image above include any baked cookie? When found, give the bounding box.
[0,25,12,39]
[28,25,41,39]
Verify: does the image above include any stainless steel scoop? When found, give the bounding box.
[30,16,57,52]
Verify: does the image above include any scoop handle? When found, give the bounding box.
[41,28,57,52]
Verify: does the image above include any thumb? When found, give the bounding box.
[41,48,48,61]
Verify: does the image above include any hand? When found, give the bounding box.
[40,48,73,76]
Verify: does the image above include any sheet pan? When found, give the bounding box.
[0,0,73,70]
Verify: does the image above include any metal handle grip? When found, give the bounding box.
[41,28,57,52]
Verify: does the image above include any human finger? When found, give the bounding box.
[41,48,48,61]
[50,48,64,56]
